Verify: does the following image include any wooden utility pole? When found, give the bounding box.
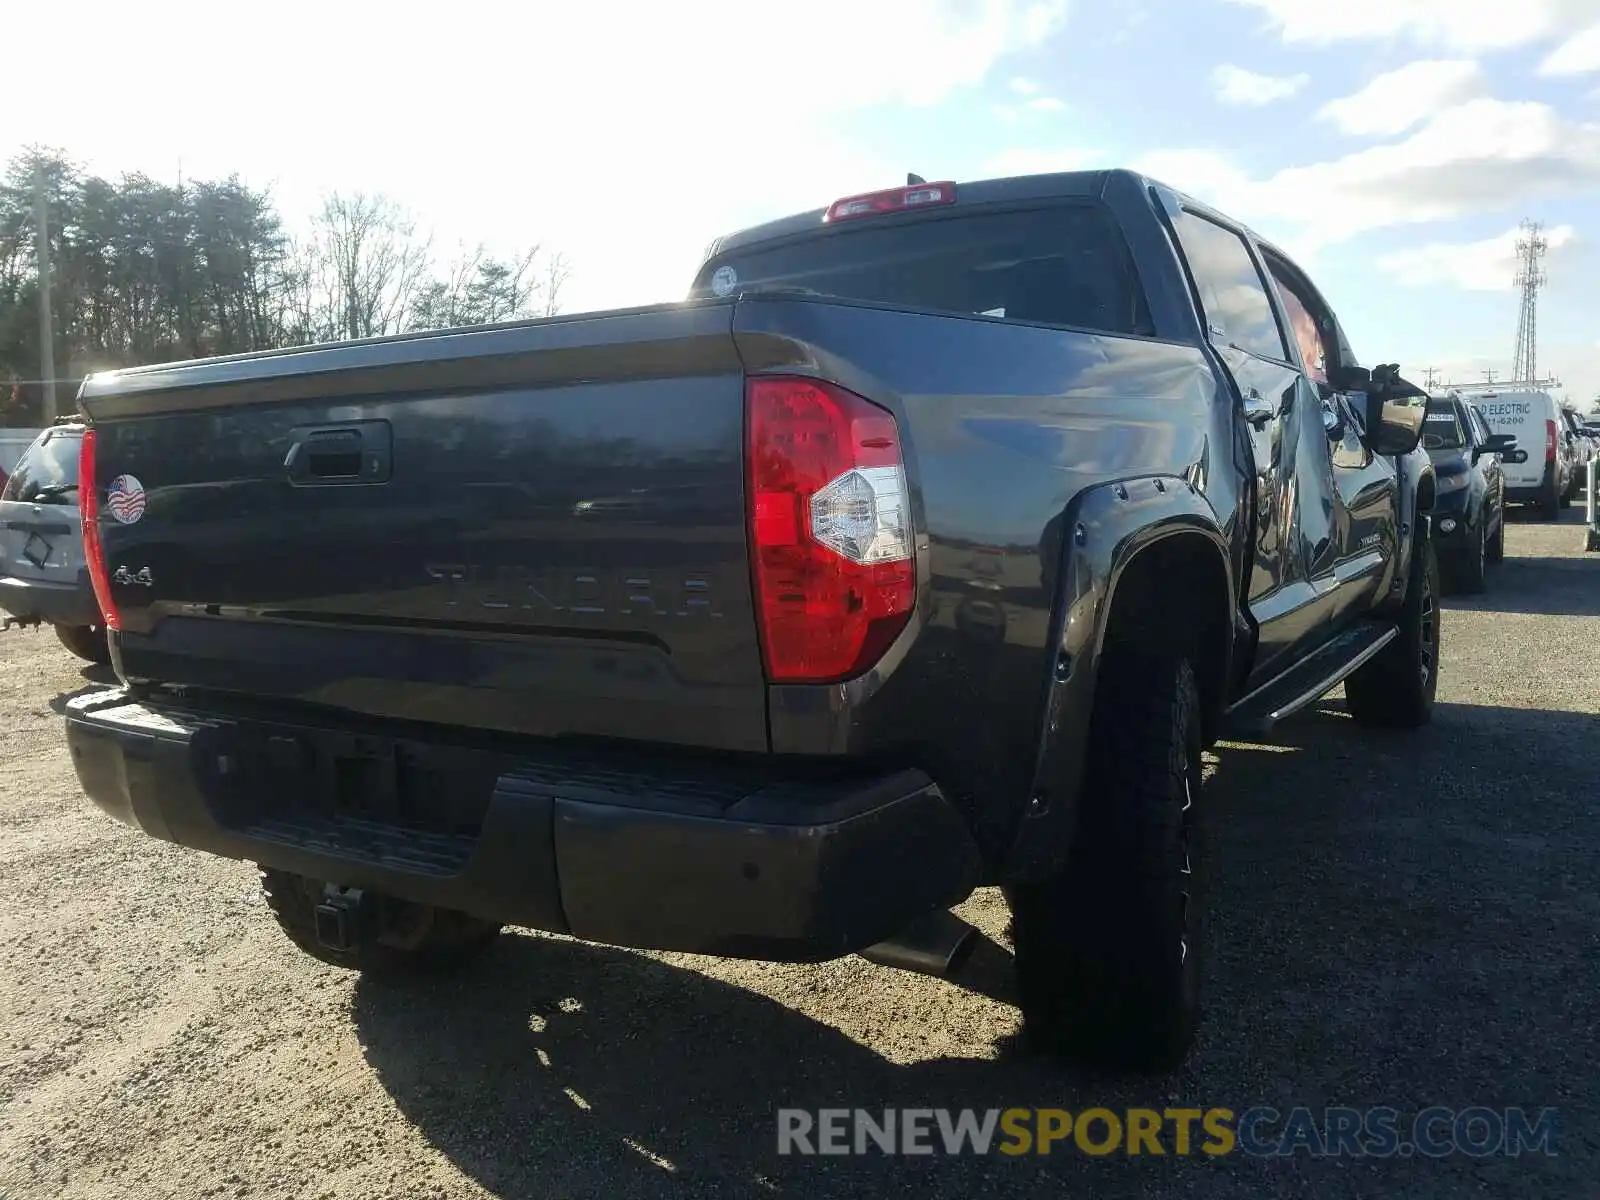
[33,161,57,422]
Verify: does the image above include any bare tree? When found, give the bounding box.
[0,151,573,419]
[536,250,572,317]
[310,192,432,341]
[407,243,569,331]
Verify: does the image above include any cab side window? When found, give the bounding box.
[1467,405,1492,448]
[1169,211,1290,362]
[1269,274,1328,385]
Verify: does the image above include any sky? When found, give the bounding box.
[7,0,1600,408]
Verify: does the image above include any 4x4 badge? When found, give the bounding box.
[112,566,153,587]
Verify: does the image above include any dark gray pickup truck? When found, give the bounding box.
[64,169,1437,1071]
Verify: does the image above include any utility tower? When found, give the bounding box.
[1511,219,1548,384]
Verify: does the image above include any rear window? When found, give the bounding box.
[2,428,82,504]
[1422,400,1468,451]
[691,205,1154,337]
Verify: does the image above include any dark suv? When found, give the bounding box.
[0,423,109,662]
[1422,393,1521,591]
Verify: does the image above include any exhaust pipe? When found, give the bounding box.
[860,909,979,978]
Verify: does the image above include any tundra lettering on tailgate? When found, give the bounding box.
[423,562,725,619]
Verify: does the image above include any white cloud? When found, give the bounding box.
[994,93,1069,122]
[1227,0,1596,51]
[2,0,1070,315]
[1211,64,1310,106]
[1376,223,1578,289]
[1009,77,1042,95]
[1540,23,1600,74]
[1136,99,1600,253]
[983,147,1104,178]
[1318,60,1486,137]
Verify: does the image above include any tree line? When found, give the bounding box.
[0,147,570,426]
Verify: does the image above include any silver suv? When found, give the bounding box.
[0,423,108,663]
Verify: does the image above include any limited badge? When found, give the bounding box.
[710,265,739,297]
[106,474,147,525]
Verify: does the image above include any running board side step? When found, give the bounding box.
[1223,623,1399,737]
[859,909,979,978]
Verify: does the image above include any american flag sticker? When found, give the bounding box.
[106,474,147,525]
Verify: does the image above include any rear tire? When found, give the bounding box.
[1006,653,1205,1073]
[1538,476,1560,520]
[1485,513,1505,564]
[54,623,110,665]
[1344,535,1440,729]
[1455,520,1487,594]
[260,869,502,974]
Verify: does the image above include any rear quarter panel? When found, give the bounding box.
[733,297,1239,860]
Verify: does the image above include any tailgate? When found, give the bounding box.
[81,303,770,752]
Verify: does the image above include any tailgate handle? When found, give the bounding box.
[285,420,392,486]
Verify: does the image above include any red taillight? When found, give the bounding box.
[746,377,915,683]
[78,428,121,632]
[1546,419,1558,462]
[825,181,956,223]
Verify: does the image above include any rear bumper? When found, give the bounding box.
[64,690,982,962]
[1506,462,1555,503]
[0,574,100,627]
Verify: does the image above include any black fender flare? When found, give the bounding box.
[1381,449,1435,610]
[1000,474,1235,883]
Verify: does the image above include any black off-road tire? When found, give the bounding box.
[54,622,110,665]
[1485,514,1505,564]
[1344,535,1440,728]
[1538,475,1560,521]
[260,869,502,973]
[1455,519,1487,594]
[1005,653,1205,1073]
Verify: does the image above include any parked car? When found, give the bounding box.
[0,422,109,662]
[62,168,1439,1072]
[1465,388,1575,519]
[1561,407,1595,494]
[1425,393,1521,591]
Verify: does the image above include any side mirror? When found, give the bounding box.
[1355,363,1428,457]
[1327,364,1371,393]
[1473,433,1518,460]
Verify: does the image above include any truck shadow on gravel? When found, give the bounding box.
[1449,555,1600,617]
[347,698,1595,1199]
[45,671,120,720]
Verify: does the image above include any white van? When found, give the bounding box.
[1461,389,1574,519]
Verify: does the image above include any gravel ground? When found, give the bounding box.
[1,506,1597,1200]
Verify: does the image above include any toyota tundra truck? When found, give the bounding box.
[63,169,1438,1071]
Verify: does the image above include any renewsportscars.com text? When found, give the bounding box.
[776,1106,1558,1158]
